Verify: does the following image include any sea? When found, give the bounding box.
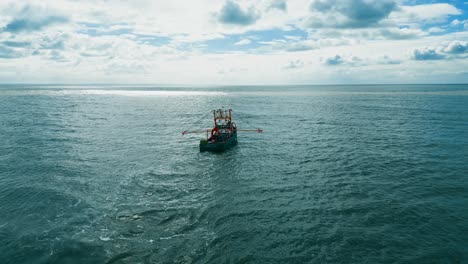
[0,84,467,264]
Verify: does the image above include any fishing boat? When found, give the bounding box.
[182,108,262,152]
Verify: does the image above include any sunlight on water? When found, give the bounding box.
[67,90,228,97]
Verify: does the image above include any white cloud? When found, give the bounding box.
[234,39,252,45]
[391,4,461,25]
[443,41,468,54]
[283,59,304,69]
[0,0,467,84]
[451,19,461,26]
[428,27,444,33]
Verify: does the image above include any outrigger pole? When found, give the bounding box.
[181,130,210,135]
[237,128,263,133]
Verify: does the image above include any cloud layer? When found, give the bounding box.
[0,0,467,84]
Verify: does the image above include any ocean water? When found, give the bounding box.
[0,84,467,264]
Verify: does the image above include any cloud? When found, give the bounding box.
[309,0,397,28]
[0,45,24,58]
[394,4,461,25]
[257,39,315,52]
[444,41,468,54]
[303,2,458,40]
[2,5,68,33]
[0,31,73,62]
[378,28,424,40]
[322,55,367,66]
[379,55,401,65]
[282,41,317,52]
[0,1,467,84]
[47,50,68,62]
[38,34,68,50]
[412,41,468,61]
[451,19,461,26]
[258,38,351,53]
[218,67,248,75]
[450,19,468,30]
[428,27,444,34]
[324,55,344,65]
[269,0,287,11]
[234,39,252,45]
[311,27,425,41]
[412,48,445,60]
[5,16,68,33]
[218,1,259,26]
[283,59,304,69]
[1,41,30,48]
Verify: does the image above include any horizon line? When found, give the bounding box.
[1,83,467,87]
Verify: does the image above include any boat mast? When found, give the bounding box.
[213,108,232,127]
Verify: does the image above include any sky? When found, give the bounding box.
[0,0,467,84]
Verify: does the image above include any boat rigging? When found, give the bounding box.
[182,108,262,152]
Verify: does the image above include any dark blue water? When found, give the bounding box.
[1,85,467,263]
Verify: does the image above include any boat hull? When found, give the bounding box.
[200,133,237,152]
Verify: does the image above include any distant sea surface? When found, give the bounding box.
[1,84,467,264]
